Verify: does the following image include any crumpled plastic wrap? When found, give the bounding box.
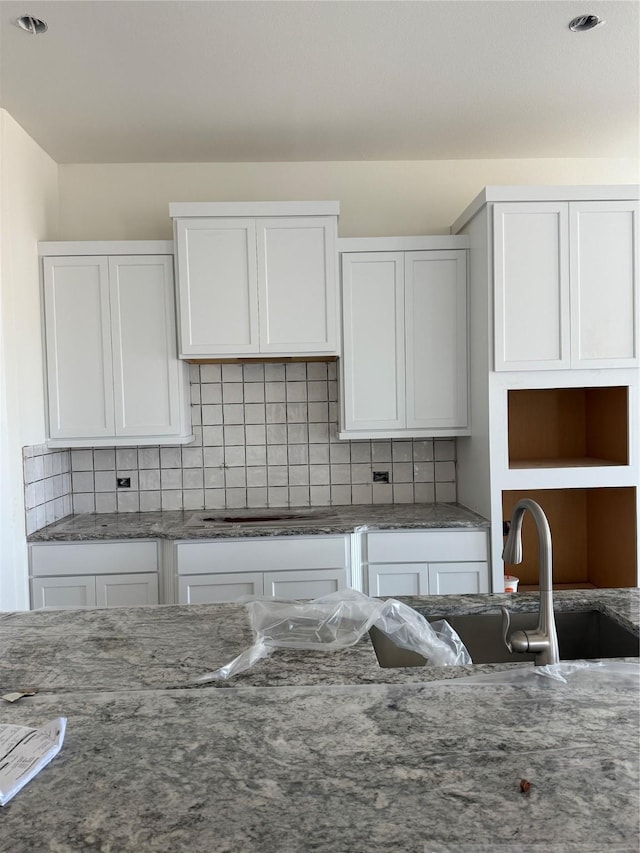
[196,588,472,682]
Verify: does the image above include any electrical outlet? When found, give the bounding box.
[372,471,390,484]
[116,477,131,489]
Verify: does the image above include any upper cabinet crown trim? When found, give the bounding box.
[451,184,640,235]
[169,201,340,218]
[338,235,469,252]
[39,241,174,256]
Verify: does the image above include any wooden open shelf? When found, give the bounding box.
[508,386,629,469]
[502,487,637,589]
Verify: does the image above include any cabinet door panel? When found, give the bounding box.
[175,218,259,355]
[427,562,489,595]
[341,253,405,430]
[31,576,97,609]
[178,573,264,604]
[263,568,347,599]
[109,256,182,435]
[405,251,468,428]
[43,257,114,438]
[257,217,338,352]
[570,201,639,367]
[96,573,159,607]
[367,564,429,597]
[493,203,570,370]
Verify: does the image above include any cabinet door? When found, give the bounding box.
[493,203,570,371]
[174,218,259,355]
[405,251,468,429]
[43,256,115,438]
[341,252,405,431]
[570,201,639,368]
[427,562,489,595]
[367,564,430,597]
[95,573,159,607]
[256,217,338,353]
[109,256,183,436]
[178,573,264,604]
[263,568,347,599]
[31,576,97,609]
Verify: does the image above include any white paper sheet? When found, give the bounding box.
[0,718,66,806]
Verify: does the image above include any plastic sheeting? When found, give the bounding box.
[196,588,471,682]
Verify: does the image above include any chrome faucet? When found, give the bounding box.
[500,499,560,666]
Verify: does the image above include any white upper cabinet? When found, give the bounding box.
[493,199,639,371]
[405,251,469,429]
[40,242,193,447]
[569,201,638,368]
[171,202,339,358]
[339,238,469,439]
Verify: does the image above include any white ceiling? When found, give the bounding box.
[0,0,638,164]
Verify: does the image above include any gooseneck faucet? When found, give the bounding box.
[500,499,560,666]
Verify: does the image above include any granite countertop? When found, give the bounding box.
[1,589,638,851]
[27,502,489,542]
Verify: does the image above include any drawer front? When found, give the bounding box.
[175,535,349,575]
[30,541,159,577]
[366,530,488,563]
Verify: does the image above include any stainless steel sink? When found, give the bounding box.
[370,610,640,668]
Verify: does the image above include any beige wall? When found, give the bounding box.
[58,158,639,241]
[0,109,59,610]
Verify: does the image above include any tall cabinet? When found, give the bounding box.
[452,186,639,591]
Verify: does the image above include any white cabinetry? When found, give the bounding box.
[453,185,640,592]
[364,530,489,596]
[175,535,350,604]
[339,237,469,439]
[29,541,160,609]
[493,199,638,371]
[39,242,192,448]
[170,202,339,358]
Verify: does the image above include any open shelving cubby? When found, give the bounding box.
[507,386,629,470]
[502,487,637,590]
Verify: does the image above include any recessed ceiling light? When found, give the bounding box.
[569,14,606,32]
[15,15,48,35]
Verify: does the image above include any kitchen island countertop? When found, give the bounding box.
[1,589,638,852]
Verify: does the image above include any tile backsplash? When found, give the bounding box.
[25,361,457,527]
[23,445,73,534]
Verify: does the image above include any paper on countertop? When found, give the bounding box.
[0,717,66,806]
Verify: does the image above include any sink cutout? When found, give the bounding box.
[370,610,639,668]
[200,513,332,524]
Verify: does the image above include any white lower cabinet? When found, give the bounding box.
[364,530,489,597]
[175,535,350,604]
[179,572,264,605]
[29,541,160,609]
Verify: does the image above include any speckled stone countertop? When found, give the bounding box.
[27,502,489,541]
[1,589,638,851]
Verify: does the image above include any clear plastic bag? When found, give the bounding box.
[196,588,472,682]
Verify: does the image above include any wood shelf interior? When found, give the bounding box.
[502,487,637,588]
[508,386,629,468]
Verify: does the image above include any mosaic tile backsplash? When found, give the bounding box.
[25,361,457,527]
